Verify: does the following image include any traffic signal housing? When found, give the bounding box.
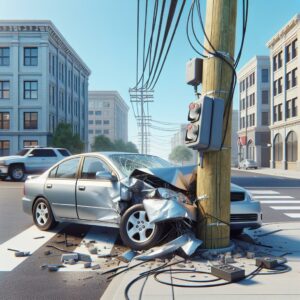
[185,96,224,151]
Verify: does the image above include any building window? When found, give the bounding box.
[286,71,291,90]
[278,104,282,121]
[24,112,38,129]
[95,120,102,125]
[104,102,110,108]
[274,134,283,161]
[286,100,292,119]
[292,39,297,59]
[273,55,277,71]
[292,97,298,117]
[286,131,297,162]
[0,140,10,156]
[88,110,94,115]
[262,90,269,104]
[88,120,93,125]
[88,129,93,134]
[0,112,10,129]
[0,81,10,99]
[23,140,38,147]
[0,47,10,66]
[104,129,109,135]
[286,44,291,62]
[261,112,269,126]
[278,51,283,68]
[24,81,38,99]
[292,68,297,87]
[95,130,102,135]
[95,110,101,116]
[278,77,282,94]
[24,47,38,66]
[262,69,269,83]
[103,120,110,125]
[273,80,277,96]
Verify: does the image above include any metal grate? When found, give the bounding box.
[230,214,258,222]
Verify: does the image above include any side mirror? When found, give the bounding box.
[95,171,118,182]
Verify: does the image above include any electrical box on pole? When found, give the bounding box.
[185,96,224,151]
[186,58,203,86]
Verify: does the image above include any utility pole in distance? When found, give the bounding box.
[196,0,237,248]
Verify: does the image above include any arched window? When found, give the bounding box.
[286,131,298,162]
[274,134,283,161]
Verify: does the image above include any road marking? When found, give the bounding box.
[252,195,294,199]
[248,190,280,195]
[270,206,300,210]
[260,200,300,204]
[58,226,119,272]
[0,225,63,272]
[284,213,300,218]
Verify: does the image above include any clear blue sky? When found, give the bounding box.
[0,0,300,159]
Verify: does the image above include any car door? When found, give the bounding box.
[76,156,120,223]
[44,156,81,219]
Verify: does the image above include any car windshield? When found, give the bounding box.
[247,160,256,163]
[16,149,30,156]
[108,153,173,176]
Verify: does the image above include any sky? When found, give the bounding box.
[0,0,300,159]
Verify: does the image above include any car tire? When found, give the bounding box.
[120,204,163,250]
[33,198,57,231]
[9,164,25,181]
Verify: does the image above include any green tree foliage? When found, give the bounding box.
[168,145,193,165]
[92,136,139,153]
[51,123,84,154]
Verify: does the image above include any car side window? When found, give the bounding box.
[51,157,80,179]
[31,149,57,157]
[80,157,111,180]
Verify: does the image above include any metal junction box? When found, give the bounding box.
[211,264,245,282]
[186,58,203,86]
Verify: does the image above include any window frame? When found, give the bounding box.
[24,112,38,130]
[24,47,38,66]
[24,81,38,99]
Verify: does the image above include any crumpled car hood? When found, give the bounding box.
[130,165,197,192]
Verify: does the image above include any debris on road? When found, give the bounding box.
[117,250,138,263]
[14,251,30,257]
[84,262,92,268]
[91,264,100,270]
[61,253,79,262]
[33,236,45,239]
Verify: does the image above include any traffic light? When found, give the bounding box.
[185,96,224,151]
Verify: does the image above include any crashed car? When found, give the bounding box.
[22,152,262,250]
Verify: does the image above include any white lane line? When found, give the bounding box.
[0,225,63,272]
[284,213,300,218]
[253,195,294,199]
[270,206,300,210]
[260,200,300,204]
[59,227,119,272]
[248,190,279,195]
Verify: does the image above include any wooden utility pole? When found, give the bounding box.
[196,0,237,248]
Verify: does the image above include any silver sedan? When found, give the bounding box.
[22,152,262,250]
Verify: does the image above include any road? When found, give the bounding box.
[1,170,300,299]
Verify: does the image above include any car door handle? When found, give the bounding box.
[46,184,52,189]
[78,186,86,191]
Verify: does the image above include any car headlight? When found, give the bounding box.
[245,191,254,202]
[156,188,189,203]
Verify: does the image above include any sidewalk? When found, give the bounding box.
[232,167,300,180]
[101,222,300,300]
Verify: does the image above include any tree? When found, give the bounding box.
[92,135,115,151]
[91,136,139,153]
[169,145,193,165]
[52,123,84,154]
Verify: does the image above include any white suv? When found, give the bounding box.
[0,147,71,181]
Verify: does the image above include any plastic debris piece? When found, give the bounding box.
[61,253,79,262]
[84,262,92,268]
[15,251,30,257]
[117,250,138,263]
[91,264,101,270]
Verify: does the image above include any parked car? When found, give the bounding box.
[0,147,71,181]
[238,159,258,170]
[22,152,262,250]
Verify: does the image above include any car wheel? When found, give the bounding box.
[120,204,163,250]
[33,198,57,231]
[9,165,25,181]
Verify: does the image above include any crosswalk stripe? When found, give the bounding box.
[58,226,119,272]
[270,206,300,210]
[248,190,279,195]
[0,225,63,272]
[253,195,294,199]
[284,213,300,218]
[260,200,300,204]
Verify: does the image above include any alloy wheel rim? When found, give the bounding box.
[36,202,49,226]
[126,210,155,243]
[12,168,23,179]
